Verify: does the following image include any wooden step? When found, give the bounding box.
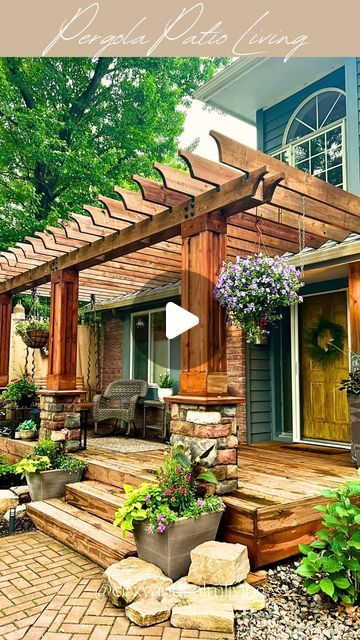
[27,498,135,568]
[80,454,156,488]
[66,480,126,523]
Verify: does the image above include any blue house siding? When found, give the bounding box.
[262,67,346,155]
[246,344,272,443]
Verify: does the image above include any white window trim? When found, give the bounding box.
[130,307,170,386]
[282,87,346,145]
[291,289,351,449]
[273,119,346,190]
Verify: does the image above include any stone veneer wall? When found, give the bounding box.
[39,392,85,451]
[170,403,239,494]
[100,311,123,391]
[227,325,247,444]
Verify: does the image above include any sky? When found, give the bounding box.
[179,99,256,161]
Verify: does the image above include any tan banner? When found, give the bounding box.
[1,1,360,58]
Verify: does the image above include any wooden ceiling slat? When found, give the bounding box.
[114,187,166,216]
[97,196,148,224]
[228,224,299,254]
[229,211,324,249]
[153,162,214,196]
[133,175,190,208]
[179,149,242,186]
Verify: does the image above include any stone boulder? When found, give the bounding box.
[4,504,26,522]
[180,581,265,611]
[0,490,19,517]
[161,576,201,607]
[171,603,234,633]
[102,557,172,607]
[125,597,171,626]
[188,541,250,586]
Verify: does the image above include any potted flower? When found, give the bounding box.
[157,370,176,402]
[1,373,38,408]
[114,444,224,580]
[214,253,303,343]
[15,319,50,349]
[17,419,37,441]
[339,361,360,468]
[15,439,87,501]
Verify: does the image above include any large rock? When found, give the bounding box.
[180,581,265,611]
[102,557,172,607]
[4,504,26,522]
[0,490,19,516]
[125,597,171,626]
[162,576,201,607]
[188,541,250,586]
[171,603,234,633]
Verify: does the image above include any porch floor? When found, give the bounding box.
[0,438,358,568]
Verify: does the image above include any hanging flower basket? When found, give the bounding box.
[15,320,50,349]
[214,253,303,343]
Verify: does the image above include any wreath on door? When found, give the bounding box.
[305,316,345,364]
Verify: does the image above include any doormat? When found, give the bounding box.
[86,436,168,454]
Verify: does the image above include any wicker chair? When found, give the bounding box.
[92,379,148,435]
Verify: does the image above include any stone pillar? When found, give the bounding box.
[39,390,85,451]
[170,400,241,495]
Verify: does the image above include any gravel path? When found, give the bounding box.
[236,561,359,640]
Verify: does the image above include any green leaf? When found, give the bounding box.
[322,557,342,573]
[340,595,352,605]
[197,470,218,484]
[319,578,335,598]
[299,543,311,556]
[348,540,360,549]
[310,540,327,549]
[296,562,316,578]
[316,529,330,541]
[333,577,350,589]
[306,583,320,595]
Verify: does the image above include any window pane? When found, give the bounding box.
[294,142,309,163]
[297,99,317,131]
[314,171,326,182]
[133,315,149,380]
[327,166,343,187]
[327,145,342,168]
[327,126,342,149]
[295,159,310,174]
[288,120,312,142]
[311,154,326,176]
[318,92,345,128]
[150,311,168,385]
[310,134,325,156]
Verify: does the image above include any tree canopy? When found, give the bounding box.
[0,57,225,250]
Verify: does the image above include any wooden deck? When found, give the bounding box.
[1,437,358,568]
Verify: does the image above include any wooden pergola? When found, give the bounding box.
[1,131,360,395]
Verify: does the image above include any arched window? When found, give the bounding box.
[273,89,346,188]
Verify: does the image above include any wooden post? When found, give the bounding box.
[349,262,360,356]
[180,212,227,397]
[0,293,12,387]
[47,269,79,391]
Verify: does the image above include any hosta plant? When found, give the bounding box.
[297,480,360,605]
[214,253,303,342]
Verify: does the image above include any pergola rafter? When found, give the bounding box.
[1,132,360,393]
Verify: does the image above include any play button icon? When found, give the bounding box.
[166,302,199,340]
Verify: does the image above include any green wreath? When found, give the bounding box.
[305,316,345,364]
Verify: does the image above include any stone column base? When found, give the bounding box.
[39,390,86,451]
[169,397,243,495]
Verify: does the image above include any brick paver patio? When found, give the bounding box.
[0,532,234,640]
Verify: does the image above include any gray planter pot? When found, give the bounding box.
[26,469,83,501]
[134,510,224,581]
[348,393,360,468]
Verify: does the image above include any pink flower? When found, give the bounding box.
[157,523,166,534]
[146,524,154,534]
[181,488,187,495]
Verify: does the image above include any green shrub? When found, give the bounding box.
[15,439,87,477]
[297,480,360,605]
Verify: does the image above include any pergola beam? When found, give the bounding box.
[0,169,266,295]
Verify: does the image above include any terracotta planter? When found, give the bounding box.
[134,510,224,580]
[157,388,173,402]
[21,329,49,349]
[348,393,360,468]
[26,469,83,502]
[19,430,36,441]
